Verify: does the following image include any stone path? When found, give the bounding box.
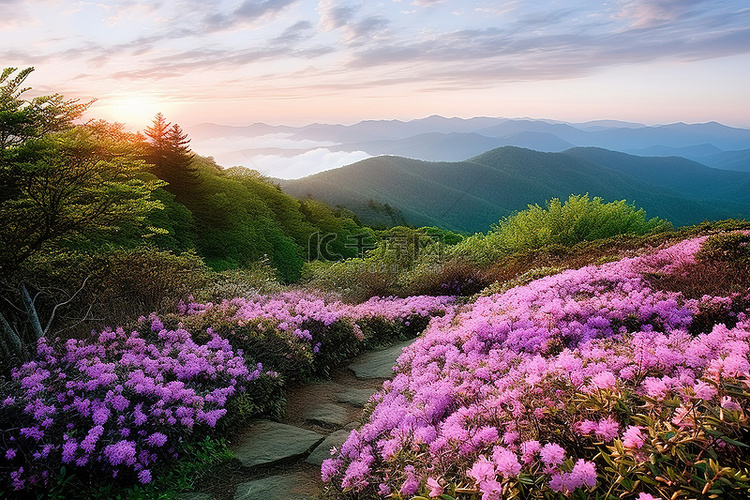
[182,339,414,500]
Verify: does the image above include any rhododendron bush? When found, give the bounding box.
[0,293,454,493]
[0,321,272,491]
[178,292,456,379]
[322,235,750,499]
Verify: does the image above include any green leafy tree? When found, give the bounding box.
[0,67,90,155]
[0,124,164,275]
[0,69,165,360]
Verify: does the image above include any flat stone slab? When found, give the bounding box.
[305,430,352,466]
[348,339,414,379]
[337,388,377,407]
[305,403,349,428]
[234,473,314,500]
[233,420,324,468]
[178,493,214,500]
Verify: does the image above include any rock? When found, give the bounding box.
[337,388,377,407]
[305,430,352,465]
[234,473,314,500]
[348,339,414,379]
[233,420,324,468]
[305,403,349,428]
[178,493,214,500]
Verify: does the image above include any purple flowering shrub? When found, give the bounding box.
[322,235,750,499]
[176,292,455,380]
[0,322,273,493]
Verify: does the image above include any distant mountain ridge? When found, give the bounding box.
[189,116,750,175]
[277,146,750,233]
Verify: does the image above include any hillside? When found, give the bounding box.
[278,146,750,232]
[189,117,750,175]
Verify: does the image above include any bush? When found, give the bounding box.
[15,246,208,334]
[176,292,455,382]
[195,260,282,302]
[492,194,670,250]
[0,322,272,495]
[321,235,750,500]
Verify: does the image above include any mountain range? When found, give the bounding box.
[189,116,750,175]
[276,146,750,233]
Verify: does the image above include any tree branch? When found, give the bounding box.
[43,274,90,336]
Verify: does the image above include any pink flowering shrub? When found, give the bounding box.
[0,324,273,493]
[177,292,455,379]
[322,236,750,499]
[0,291,454,494]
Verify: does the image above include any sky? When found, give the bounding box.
[3,0,750,133]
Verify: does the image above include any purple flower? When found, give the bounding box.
[103,440,137,466]
[493,448,521,478]
[138,469,152,484]
[468,456,496,484]
[146,432,168,447]
[622,426,645,449]
[427,477,443,497]
[539,443,566,467]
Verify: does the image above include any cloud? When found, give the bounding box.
[317,0,390,44]
[209,147,371,179]
[337,2,750,88]
[235,0,298,20]
[191,133,337,154]
[202,0,299,32]
[5,0,750,110]
[273,20,315,44]
[412,0,446,6]
[318,0,357,30]
[0,0,33,28]
[616,0,708,28]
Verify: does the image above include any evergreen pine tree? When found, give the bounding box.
[144,113,200,198]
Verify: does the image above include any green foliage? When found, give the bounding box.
[181,157,304,282]
[305,226,457,300]
[301,198,373,260]
[489,194,671,251]
[195,260,282,302]
[40,436,233,500]
[583,382,750,500]
[143,113,200,199]
[305,197,673,300]
[0,67,90,155]
[697,232,750,263]
[0,122,164,277]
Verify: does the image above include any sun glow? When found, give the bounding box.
[95,94,174,131]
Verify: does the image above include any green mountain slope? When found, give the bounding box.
[278,146,750,233]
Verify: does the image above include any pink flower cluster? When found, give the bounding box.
[181,291,454,326]
[178,291,454,359]
[0,324,269,491]
[323,236,750,496]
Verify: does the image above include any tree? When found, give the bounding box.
[0,125,164,276]
[0,67,90,155]
[144,113,200,198]
[0,70,165,360]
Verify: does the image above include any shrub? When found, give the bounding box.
[399,258,492,297]
[195,260,282,302]
[450,195,670,267]
[491,194,671,250]
[321,235,750,500]
[0,322,273,494]
[176,292,455,382]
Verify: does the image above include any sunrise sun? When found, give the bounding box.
[97,94,171,131]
